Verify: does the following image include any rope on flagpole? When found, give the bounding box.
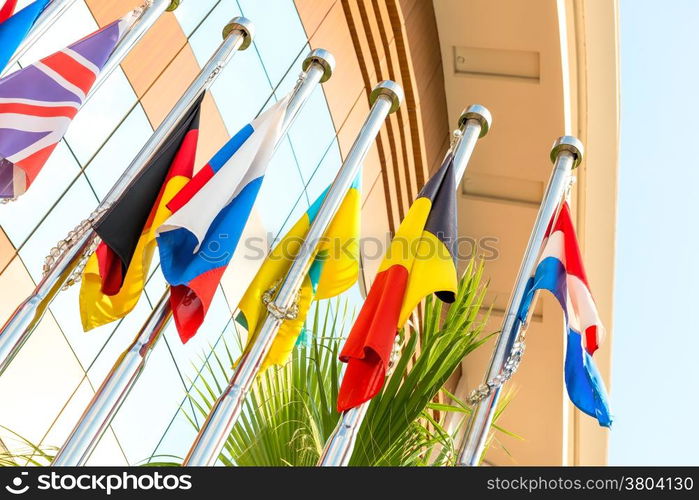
[41,208,106,290]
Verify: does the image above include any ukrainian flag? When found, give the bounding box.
[237,176,361,369]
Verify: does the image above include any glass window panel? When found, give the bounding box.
[64,69,138,166]
[302,140,343,206]
[83,104,153,199]
[110,339,187,464]
[17,176,98,282]
[173,0,219,37]
[0,141,82,245]
[255,139,307,236]
[237,0,308,87]
[18,1,97,66]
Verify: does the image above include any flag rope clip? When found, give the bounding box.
[261,280,300,320]
[42,207,106,290]
[467,331,527,405]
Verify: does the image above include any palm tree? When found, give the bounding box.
[183,260,514,466]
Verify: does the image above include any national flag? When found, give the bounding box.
[156,97,290,343]
[337,153,459,412]
[0,7,139,199]
[236,176,361,369]
[0,0,49,73]
[0,0,18,23]
[518,201,612,427]
[78,94,204,331]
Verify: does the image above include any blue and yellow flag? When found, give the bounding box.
[237,176,361,369]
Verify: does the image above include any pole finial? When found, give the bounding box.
[223,16,255,49]
[550,135,584,168]
[459,104,492,138]
[167,1,181,11]
[369,80,403,114]
[302,49,335,83]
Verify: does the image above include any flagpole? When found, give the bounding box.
[0,0,78,78]
[317,104,492,467]
[0,16,254,378]
[456,136,584,466]
[51,47,335,467]
[181,80,404,467]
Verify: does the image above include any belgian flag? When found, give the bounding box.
[78,94,204,331]
[337,153,458,412]
[236,176,361,369]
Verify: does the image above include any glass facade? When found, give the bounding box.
[0,0,361,465]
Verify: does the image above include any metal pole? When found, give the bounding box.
[0,0,79,78]
[52,292,172,466]
[51,47,335,467]
[456,136,584,466]
[317,104,492,467]
[182,80,405,467]
[87,0,180,99]
[0,17,254,377]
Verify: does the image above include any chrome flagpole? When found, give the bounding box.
[317,104,492,467]
[0,0,79,78]
[51,47,335,467]
[182,80,405,467]
[456,136,584,466]
[0,16,254,377]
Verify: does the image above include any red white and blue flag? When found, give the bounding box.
[519,201,612,427]
[0,0,50,73]
[0,8,138,199]
[0,1,18,23]
[156,97,290,343]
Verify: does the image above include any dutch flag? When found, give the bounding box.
[519,201,613,427]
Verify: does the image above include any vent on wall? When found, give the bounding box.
[453,46,540,82]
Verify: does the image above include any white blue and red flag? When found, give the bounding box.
[156,97,289,343]
[519,201,613,427]
[0,7,138,199]
[0,0,50,73]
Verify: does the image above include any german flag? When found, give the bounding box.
[337,154,458,411]
[236,176,361,369]
[78,94,204,331]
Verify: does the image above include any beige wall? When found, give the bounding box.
[433,0,619,465]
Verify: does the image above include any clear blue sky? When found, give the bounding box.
[611,0,699,465]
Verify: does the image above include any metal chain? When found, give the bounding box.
[467,331,527,406]
[42,207,106,291]
[386,335,403,376]
[262,280,301,321]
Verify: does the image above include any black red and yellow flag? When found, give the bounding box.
[78,94,204,331]
[337,153,459,411]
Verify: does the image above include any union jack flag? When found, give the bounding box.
[0,9,138,199]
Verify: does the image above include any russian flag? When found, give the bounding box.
[156,97,289,343]
[519,201,612,427]
[0,0,50,73]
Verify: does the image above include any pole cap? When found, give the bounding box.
[223,17,255,50]
[369,80,404,114]
[302,49,335,83]
[458,104,492,138]
[167,1,181,11]
[550,135,584,168]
